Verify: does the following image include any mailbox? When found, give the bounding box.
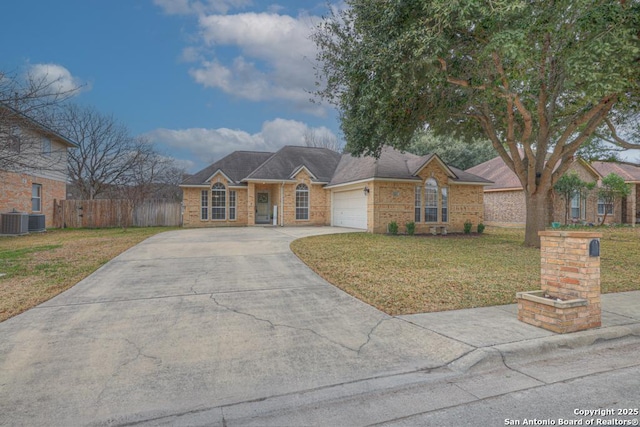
[589,239,600,257]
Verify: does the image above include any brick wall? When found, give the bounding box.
[182,170,331,228]
[517,231,602,333]
[182,174,249,227]
[0,170,66,228]
[369,160,485,234]
[280,170,330,226]
[484,190,526,226]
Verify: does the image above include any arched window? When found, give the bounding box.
[211,182,226,220]
[296,183,309,220]
[424,178,438,223]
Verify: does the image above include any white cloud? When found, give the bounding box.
[27,63,87,96]
[187,11,325,114]
[153,0,251,15]
[145,118,338,170]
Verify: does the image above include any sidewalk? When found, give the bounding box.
[140,291,640,426]
[400,290,640,370]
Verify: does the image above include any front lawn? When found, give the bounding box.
[290,227,640,315]
[0,227,176,322]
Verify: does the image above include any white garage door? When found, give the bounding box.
[332,189,367,230]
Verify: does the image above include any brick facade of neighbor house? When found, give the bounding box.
[0,171,66,228]
[1,105,78,231]
[181,146,492,233]
[469,156,639,227]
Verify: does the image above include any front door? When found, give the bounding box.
[256,192,270,223]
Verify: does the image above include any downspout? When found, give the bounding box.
[280,181,285,226]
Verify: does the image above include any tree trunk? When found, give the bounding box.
[524,190,550,247]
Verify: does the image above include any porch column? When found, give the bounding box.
[247,182,255,226]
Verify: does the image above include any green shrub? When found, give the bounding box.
[463,220,473,234]
[405,221,416,235]
[388,221,399,235]
[477,223,485,234]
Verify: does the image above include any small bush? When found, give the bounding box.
[477,223,485,234]
[405,221,416,235]
[463,220,473,234]
[388,221,399,235]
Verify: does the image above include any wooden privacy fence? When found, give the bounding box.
[53,199,182,228]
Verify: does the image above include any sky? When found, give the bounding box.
[2,1,638,174]
[1,0,342,173]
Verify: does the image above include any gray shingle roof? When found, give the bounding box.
[182,145,492,188]
[329,146,491,186]
[244,146,341,182]
[181,151,274,186]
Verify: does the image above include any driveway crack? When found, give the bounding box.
[210,295,376,354]
[357,317,391,355]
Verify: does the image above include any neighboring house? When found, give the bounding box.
[181,145,492,233]
[466,155,640,227]
[0,104,79,229]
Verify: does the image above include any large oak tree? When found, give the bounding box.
[314,0,640,246]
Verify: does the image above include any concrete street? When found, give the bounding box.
[0,227,638,426]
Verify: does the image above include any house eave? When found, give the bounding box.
[242,178,297,184]
[484,187,523,193]
[179,184,211,189]
[325,177,420,189]
[449,180,494,186]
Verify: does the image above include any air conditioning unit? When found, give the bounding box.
[28,214,46,232]
[1,210,29,235]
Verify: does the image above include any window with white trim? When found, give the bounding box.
[229,190,237,221]
[212,182,226,220]
[441,187,448,223]
[597,197,613,215]
[201,190,208,220]
[571,193,581,219]
[295,183,309,220]
[424,178,438,223]
[32,184,42,212]
[414,186,421,222]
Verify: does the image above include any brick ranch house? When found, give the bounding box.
[0,104,78,229]
[181,145,492,233]
[466,155,640,227]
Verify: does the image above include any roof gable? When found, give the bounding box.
[410,154,458,179]
[289,165,319,181]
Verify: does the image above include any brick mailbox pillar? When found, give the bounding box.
[517,231,602,333]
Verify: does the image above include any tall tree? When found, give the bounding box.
[55,104,177,200]
[407,130,496,170]
[303,128,343,152]
[314,0,640,246]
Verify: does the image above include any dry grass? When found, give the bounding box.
[0,227,176,322]
[290,227,640,315]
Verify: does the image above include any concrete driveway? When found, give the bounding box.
[0,227,471,426]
